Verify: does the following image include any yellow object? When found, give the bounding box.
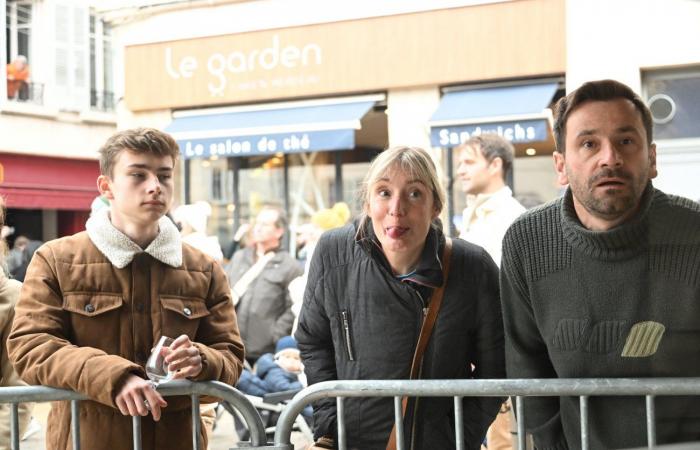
[311,202,350,231]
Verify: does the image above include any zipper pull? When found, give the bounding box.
[422,307,428,318]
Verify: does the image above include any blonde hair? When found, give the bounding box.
[356,146,445,236]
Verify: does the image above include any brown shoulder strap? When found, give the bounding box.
[387,237,452,450]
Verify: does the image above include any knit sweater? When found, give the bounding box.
[501,184,700,450]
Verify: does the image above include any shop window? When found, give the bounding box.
[644,68,700,140]
[188,156,234,243]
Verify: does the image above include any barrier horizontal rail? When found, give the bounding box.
[274,378,700,450]
[0,380,267,450]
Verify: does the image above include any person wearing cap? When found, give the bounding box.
[501,79,700,449]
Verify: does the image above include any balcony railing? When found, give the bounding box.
[90,89,115,112]
[6,82,44,105]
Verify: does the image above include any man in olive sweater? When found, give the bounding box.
[501,79,700,450]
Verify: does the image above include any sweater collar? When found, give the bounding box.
[560,182,655,260]
[356,218,445,289]
[86,208,182,269]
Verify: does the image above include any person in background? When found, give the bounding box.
[6,235,28,277]
[455,134,526,450]
[225,206,302,366]
[0,195,33,450]
[172,201,224,262]
[10,239,42,283]
[296,146,505,449]
[237,335,307,398]
[501,79,700,449]
[456,134,526,267]
[8,128,244,450]
[6,56,29,100]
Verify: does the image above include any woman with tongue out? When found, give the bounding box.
[295,146,505,450]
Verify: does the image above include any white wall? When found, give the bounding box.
[386,87,440,151]
[0,110,115,159]
[566,0,700,91]
[567,0,700,200]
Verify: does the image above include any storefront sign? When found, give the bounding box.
[179,129,355,159]
[430,119,549,147]
[125,0,564,111]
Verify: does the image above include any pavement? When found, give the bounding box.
[20,402,311,449]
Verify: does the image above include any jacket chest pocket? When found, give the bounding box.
[62,293,123,352]
[160,296,210,339]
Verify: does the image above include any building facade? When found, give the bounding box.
[105,0,700,251]
[2,0,117,244]
[107,0,567,251]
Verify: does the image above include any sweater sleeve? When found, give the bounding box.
[7,247,143,408]
[294,238,337,440]
[461,249,507,445]
[500,228,569,450]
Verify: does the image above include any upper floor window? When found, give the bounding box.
[90,13,114,112]
[643,68,700,140]
[5,1,42,104]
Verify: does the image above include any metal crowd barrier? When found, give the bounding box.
[273,378,700,450]
[0,380,266,450]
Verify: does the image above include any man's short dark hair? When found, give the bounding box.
[553,79,653,154]
[99,128,180,177]
[457,134,515,181]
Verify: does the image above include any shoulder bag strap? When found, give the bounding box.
[386,237,453,450]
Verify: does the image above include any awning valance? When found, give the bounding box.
[429,82,558,147]
[166,95,382,159]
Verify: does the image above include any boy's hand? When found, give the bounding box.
[115,374,167,421]
[165,334,203,379]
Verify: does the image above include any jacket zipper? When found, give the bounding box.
[340,310,355,361]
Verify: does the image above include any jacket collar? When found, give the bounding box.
[86,208,182,269]
[465,186,514,217]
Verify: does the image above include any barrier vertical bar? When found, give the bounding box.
[10,403,19,450]
[646,395,656,447]
[580,396,589,450]
[133,415,142,450]
[71,400,81,450]
[516,396,526,450]
[394,396,405,450]
[337,397,346,450]
[191,394,201,450]
[454,396,464,450]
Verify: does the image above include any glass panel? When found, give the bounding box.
[512,155,561,208]
[237,153,285,228]
[187,157,235,252]
[287,152,334,237]
[103,23,114,96]
[645,73,700,140]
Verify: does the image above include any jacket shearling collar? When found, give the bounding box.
[86,208,182,269]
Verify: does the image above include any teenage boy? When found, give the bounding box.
[9,128,244,450]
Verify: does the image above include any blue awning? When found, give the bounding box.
[166,96,381,159]
[429,82,558,147]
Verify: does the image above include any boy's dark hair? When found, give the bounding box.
[99,128,180,177]
[553,79,653,154]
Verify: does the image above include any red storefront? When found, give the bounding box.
[0,154,99,239]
